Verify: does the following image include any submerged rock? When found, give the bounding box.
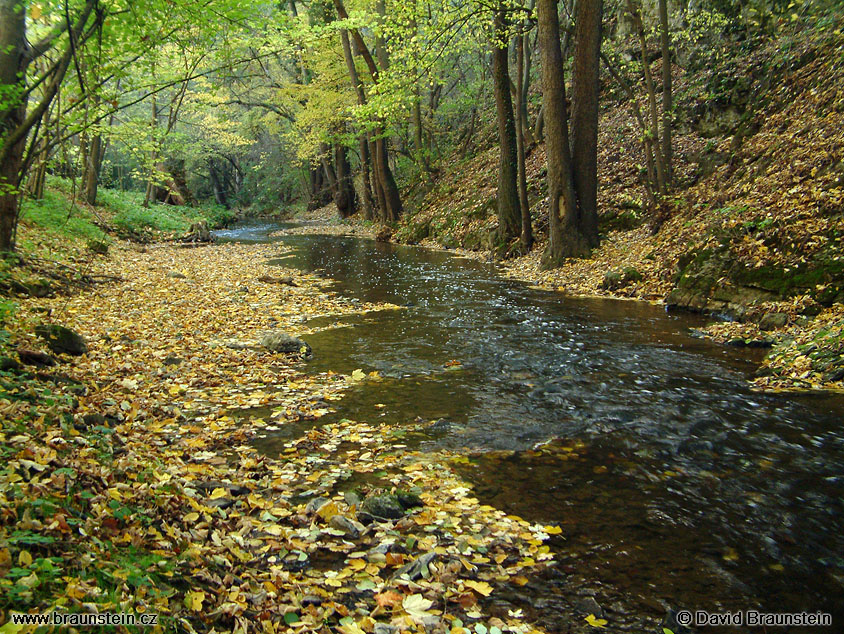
[34,324,87,356]
[393,552,436,581]
[328,515,365,538]
[359,493,405,521]
[261,332,312,356]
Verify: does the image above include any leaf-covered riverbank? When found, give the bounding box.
[1,240,560,633]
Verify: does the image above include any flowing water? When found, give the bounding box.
[216,221,844,632]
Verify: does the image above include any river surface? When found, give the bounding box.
[216,221,844,633]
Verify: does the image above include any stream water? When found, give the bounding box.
[216,221,844,632]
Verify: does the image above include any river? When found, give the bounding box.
[215,221,844,633]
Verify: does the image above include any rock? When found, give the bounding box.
[601,267,642,291]
[305,497,331,515]
[375,226,393,242]
[759,311,788,331]
[374,624,397,634]
[823,366,844,383]
[329,515,365,538]
[0,356,22,372]
[194,481,250,496]
[82,413,109,429]
[257,275,297,286]
[574,596,604,617]
[86,239,109,255]
[394,552,436,581]
[35,324,88,356]
[167,271,187,279]
[162,355,183,366]
[17,348,56,367]
[206,497,235,509]
[344,491,362,508]
[396,487,423,510]
[360,493,405,521]
[301,595,323,607]
[261,332,312,356]
[662,609,692,634]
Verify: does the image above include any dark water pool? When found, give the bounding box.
[218,221,844,632]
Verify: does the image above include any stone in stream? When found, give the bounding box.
[261,332,312,356]
[393,552,436,581]
[359,493,405,521]
[328,515,365,538]
[305,497,331,515]
[35,324,88,356]
[759,311,789,331]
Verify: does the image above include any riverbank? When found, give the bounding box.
[1,231,561,632]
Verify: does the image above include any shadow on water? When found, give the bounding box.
[216,221,844,632]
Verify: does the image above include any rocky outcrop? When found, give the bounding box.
[35,324,88,356]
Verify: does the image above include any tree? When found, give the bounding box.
[0,0,99,252]
[491,1,522,247]
[570,0,603,247]
[537,0,598,264]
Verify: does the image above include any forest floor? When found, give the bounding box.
[0,229,564,633]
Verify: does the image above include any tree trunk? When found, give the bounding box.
[208,159,229,208]
[629,0,666,194]
[84,132,102,205]
[337,24,400,221]
[537,0,589,265]
[375,137,402,221]
[0,0,27,252]
[359,136,375,220]
[491,4,522,246]
[658,0,672,187]
[515,33,533,253]
[570,0,602,248]
[334,143,356,217]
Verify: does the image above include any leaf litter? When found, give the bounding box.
[0,241,556,633]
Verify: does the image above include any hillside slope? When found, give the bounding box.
[395,19,844,390]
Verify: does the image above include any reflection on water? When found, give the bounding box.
[217,221,844,632]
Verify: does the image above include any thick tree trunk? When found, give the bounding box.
[537,0,589,265]
[570,0,603,248]
[491,5,522,246]
[515,33,533,253]
[0,0,27,251]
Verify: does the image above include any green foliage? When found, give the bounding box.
[19,189,108,244]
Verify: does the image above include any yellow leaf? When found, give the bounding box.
[183,512,200,523]
[350,369,366,381]
[544,525,562,535]
[464,580,493,596]
[18,551,32,567]
[585,614,607,628]
[184,590,205,611]
[209,487,228,500]
[30,4,43,20]
[316,502,339,521]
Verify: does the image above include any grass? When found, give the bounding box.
[21,177,236,241]
[18,188,108,244]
